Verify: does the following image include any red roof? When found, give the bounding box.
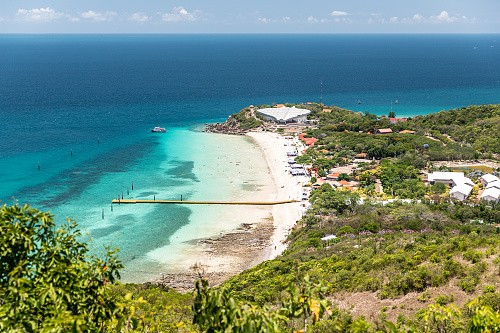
[389,118,408,124]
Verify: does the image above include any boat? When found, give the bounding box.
[151,126,167,133]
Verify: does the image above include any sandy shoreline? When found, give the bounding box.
[155,131,306,291]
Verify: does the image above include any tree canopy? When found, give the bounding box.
[0,204,125,332]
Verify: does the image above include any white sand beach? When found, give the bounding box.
[246,131,306,259]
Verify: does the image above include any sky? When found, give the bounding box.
[0,1,499,34]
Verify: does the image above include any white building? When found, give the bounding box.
[481,187,500,203]
[480,173,500,186]
[256,106,311,124]
[486,180,500,190]
[427,172,473,187]
[428,171,475,201]
[450,184,473,201]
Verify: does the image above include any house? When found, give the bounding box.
[480,174,500,186]
[273,104,285,108]
[450,184,473,201]
[331,180,359,191]
[298,133,318,146]
[326,173,340,180]
[481,187,500,203]
[355,152,368,159]
[399,130,416,134]
[389,117,408,124]
[322,108,332,113]
[427,172,471,187]
[377,128,393,134]
[428,171,475,201]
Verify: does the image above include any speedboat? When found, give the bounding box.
[151,126,167,133]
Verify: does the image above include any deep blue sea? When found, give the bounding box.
[1,34,499,280]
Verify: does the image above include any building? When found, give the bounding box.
[399,130,416,134]
[427,172,473,187]
[355,152,368,159]
[389,117,408,124]
[486,180,500,190]
[298,133,318,146]
[428,171,475,201]
[450,183,473,201]
[480,174,500,186]
[256,106,311,124]
[376,128,393,134]
[481,187,500,203]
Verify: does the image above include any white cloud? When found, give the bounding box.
[389,17,399,23]
[81,10,117,22]
[257,17,275,24]
[412,14,424,22]
[432,10,457,23]
[129,12,149,23]
[162,7,201,22]
[331,11,348,17]
[16,7,75,22]
[307,16,318,23]
[282,16,291,23]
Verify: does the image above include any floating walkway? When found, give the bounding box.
[111,199,298,206]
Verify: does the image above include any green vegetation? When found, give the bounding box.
[228,107,263,129]
[303,104,500,164]
[1,198,499,332]
[0,204,128,332]
[410,104,500,156]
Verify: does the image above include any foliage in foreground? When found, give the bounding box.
[2,203,499,332]
[0,204,130,332]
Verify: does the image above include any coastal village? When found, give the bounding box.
[206,103,500,205]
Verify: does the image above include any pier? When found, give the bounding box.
[111,199,299,205]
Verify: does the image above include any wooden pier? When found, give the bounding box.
[111,199,298,206]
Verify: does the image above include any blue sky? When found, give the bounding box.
[0,1,499,33]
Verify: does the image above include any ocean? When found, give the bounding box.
[1,34,499,280]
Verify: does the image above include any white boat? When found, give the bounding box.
[151,126,167,133]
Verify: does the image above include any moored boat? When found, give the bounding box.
[151,126,167,133]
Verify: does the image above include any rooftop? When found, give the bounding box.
[257,106,311,122]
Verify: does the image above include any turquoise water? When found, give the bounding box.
[1,34,499,280]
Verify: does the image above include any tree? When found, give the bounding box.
[388,111,396,118]
[0,204,127,332]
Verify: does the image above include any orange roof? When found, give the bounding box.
[303,138,317,146]
[298,133,317,146]
[389,117,408,124]
[327,173,340,179]
[274,104,285,108]
[338,180,351,186]
[322,108,332,113]
[400,130,416,134]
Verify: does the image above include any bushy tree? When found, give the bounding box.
[0,204,126,332]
